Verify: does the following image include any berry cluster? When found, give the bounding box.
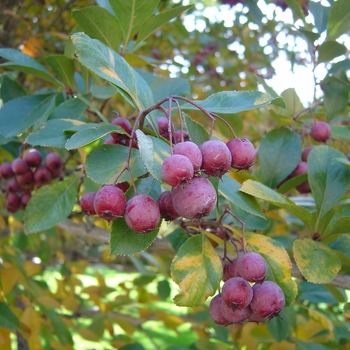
[0,149,63,213]
[210,252,285,325]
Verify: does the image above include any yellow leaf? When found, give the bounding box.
[105,319,114,336]
[78,328,100,342]
[155,310,184,329]
[308,309,334,337]
[0,266,20,296]
[36,296,61,309]
[20,307,41,335]
[23,261,41,277]
[239,323,260,350]
[20,37,44,58]
[96,272,106,288]
[0,327,11,350]
[62,296,79,311]
[50,339,74,350]
[295,319,329,342]
[269,340,296,350]
[113,316,136,335]
[27,334,42,350]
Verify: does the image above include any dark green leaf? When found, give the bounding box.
[50,95,89,120]
[0,48,61,86]
[0,302,20,330]
[258,128,302,188]
[72,6,121,51]
[85,144,147,184]
[181,91,273,114]
[25,175,80,234]
[46,55,75,87]
[329,59,350,74]
[65,124,128,150]
[150,77,190,103]
[0,75,26,103]
[183,113,209,146]
[267,308,292,342]
[309,1,330,34]
[110,217,159,255]
[328,234,350,258]
[299,282,339,304]
[317,41,347,65]
[90,84,118,99]
[0,94,56,138]
[327,0,350,40]
[308,145,350,220]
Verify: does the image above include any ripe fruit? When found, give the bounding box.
[94,185,126,222]
[11,158,29,175]
[171,176,217,219]
[301,146,314,162]
[173,141,202,171]
[226,138,256,170]
[6,179,21,193]
[16,169,34,189]
[34,165,52,188]
[221,277,253,309]
[310,121,331,142]
[24,149,42,168]
[222,258,241,282]
[237,252,267,283]
[6,194,20,213]
[161,154,194,187]
[157,191,179,221]
[20,193,31,208]
[45,152,63,173]
[200,140,231,177]
[221,303,251,324]
[250,281,285,319]
[157,117,170,138]
[110,116,132,141]
[124,194,160,233]
[291,161,310,194]
[0,162,14,179]
[209,294,229,325]
[80,192,97,215]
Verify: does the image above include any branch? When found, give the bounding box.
[57,219,350,290]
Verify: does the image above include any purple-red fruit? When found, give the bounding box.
[250,281,285,319]
[6,194,20,213]
[157,191,179,221]
[226,138,256,170]
[291,161,310,194]
[24,149,42,168]
[16,170,34,190]
[94,185,126,222]
[173,141,202,171]
[45,152,63,173]
[157,117,170,138]
[116,181,130,193]
[124,194,160,233]
[237,252,267,283]
[6,179,21,193]
[80,192,97,215]
[110,117,132,141]
[301,146,314,162]
[171,176,217,219]
[174,130,190,143]
[161,154,194,187]
[221,277,253,309]
[34,166,52,188]
[310,121,331,142]
[221,303,251,324]
[223,258,241,282]
[200,140,231,177]
[104,136,118,144]
[11,158,29,175]
[209,294,229,325]
[0,162,14,179]
[20,193,31,208]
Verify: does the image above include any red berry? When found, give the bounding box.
[221,303,251,324]
[291,161,310,194]
[104,137,118,144]
[157,191,179,221]
[171,176,217,219]
[110,117,132,141]
[24,149,42,168]
[94,185,126,222]
[223,258,241,282]
[124,194,160,233]
[226,138,256,170]
[209,294,229,325]
[0,162,14,179]
[34,165,52,188]
[301,146,314,162]
[161,154,194,187]
[11,158,29,175]
[237,252,267,283]
[310,121,331,142]
[45,152,63,172]
[157,117,170,138]
[6,193,20,213]
[173,141,202,171]
[80,192,97,215]
[6,179,21,193]
[221,277,253,309]
[20,193,31,208]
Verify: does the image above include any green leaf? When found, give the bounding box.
[0,302,20,330]
[246,232,298,306]
[170,234,222,307]
[71,33,155,112]
[330,125,350,140]
[329,59,350,74]
[183,113,209,146]
[255,75,286,108]
[219,175,265,219]
[133,5,193,50]
[110,218,159,255]
[280,88,304,117]
[308,145,349,221]
[46,55,75,87]
[240,180,312,228]
[0,94,56,138]
[293,238,341,284]
[0,75,26,103]
[109,0,159,47]
[27,119,89,148]
[65,124,128,150]
[90,84,118,99]
[317,41,347,65]
[150,77,190,103]
[50,95,89,120]
[25,175,80,234]
[85,144,147,184]
[181,91,273,114]
[323,70,350,120]
[0,48,61,86]
[327,0,350,41]
[284,0,305,23]
[72,6,121,52]
[258,128,302,188]
[47,309,73,345]
[135,129,170,182]
[309,1,330,34]
[298,29,321,45]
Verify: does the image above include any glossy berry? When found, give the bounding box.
[94,185,126,222]
[221,303,251,324]
[200,140,231,177]
[6,194,20,213]
[310,121,331,142]
[209,294,229,326]
[237,252,267,283]
[226,138,256,170]
[171,176,217,219]
[301,146,314,162]
[161,154,194,187]
[124,194,160,233]
[34,166,52,188]
[104,136,118,144]
[0,162,14,179]
[221,277,253,309]
[11,158,29,175]
[24,149,42,168]
[250,281,285,319]
[223,258,241,282]
[45,152,63,172]
[173,141,202,171]
[80,192,97,215]
[157,191,179,221]
[110,116,132,141]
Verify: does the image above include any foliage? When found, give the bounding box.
[0,0,349,349]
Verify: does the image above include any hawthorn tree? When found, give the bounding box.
[0,0,350,349]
